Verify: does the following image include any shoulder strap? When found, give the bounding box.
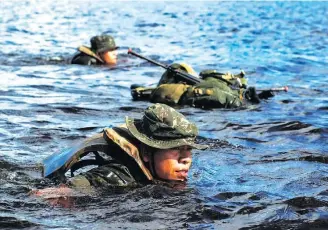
[43,128,153,181]
[78,45,104,63]
[104,128,153,180]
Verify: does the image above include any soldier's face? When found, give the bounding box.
[152,146,192,181]
[100,50,117,65]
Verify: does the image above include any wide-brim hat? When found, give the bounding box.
[90,35,119,53]
[126,104,208,150]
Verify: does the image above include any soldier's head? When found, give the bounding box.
[126,103,208,181]
[158,63,197,86]
[90,35,119,65]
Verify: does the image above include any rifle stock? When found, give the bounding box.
[128,49,201,85]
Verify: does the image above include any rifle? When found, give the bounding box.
[131,84,288,101]
[255,86,288,100]
[257,86,288,92]
[128,49,288,101]
[128,49,201,85]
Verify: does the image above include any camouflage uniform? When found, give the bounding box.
[42,104,207,189]
[146,66,254,109]
[179,70,247,109]
[71,35,118,65]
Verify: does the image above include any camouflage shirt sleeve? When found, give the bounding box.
[68,163,138,188]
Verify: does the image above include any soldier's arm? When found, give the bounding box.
[30,164,138,207]
[30,184,76,207]
[76,163,138,188]
[31,184,74,198]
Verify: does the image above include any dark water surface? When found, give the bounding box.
[1,1,328,229]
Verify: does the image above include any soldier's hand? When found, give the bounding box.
[30,184,73,199]
[244,87,260,104]
[30,185,76,207]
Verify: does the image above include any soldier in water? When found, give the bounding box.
[131,63,276,109]
[71,35,119,66]
[32,103,208,204]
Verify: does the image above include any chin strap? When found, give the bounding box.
[150,153,158,179]
[141,144,159,180]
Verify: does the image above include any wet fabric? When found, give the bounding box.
[199,69,248,88]
[43,127,152,188]
[71,46,104,65]
[181,77,244,108]
[149,78,245,109]
[71,52,99,65]
[150,66,249,108]
[150,83,190,105]
[69,162,139,188]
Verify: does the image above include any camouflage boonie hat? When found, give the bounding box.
[126,103,208,150]
[90,35,118,53]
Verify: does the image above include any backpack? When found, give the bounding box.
[180,78,245,109]
[199,69,248,89]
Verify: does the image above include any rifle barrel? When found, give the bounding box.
[257,86,288,92]
[128,49,167,69]
[128,49,201,85]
